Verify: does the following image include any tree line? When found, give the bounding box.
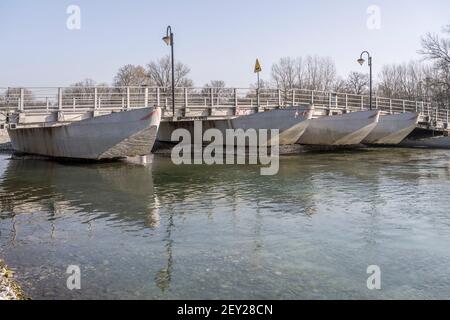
[72,21,449,107]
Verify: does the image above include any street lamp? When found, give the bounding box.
[357,51,373,110]
[163,26,175,117]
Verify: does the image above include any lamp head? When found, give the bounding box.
[357,58,365,66]
[162,35,172,45]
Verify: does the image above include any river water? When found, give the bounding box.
[1,148,450,300]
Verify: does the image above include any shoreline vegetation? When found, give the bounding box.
[0,259,28,300]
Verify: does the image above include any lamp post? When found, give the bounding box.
[357,51,373,110]
[163,26,175,117]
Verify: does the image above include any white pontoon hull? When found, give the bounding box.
[363,112,419,145]
[8,107,161,159]
[297,110,380,146]
[214,106,314,146]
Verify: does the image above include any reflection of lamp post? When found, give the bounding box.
[154,210,174,292]
[162,26,175,117]
[357,51,373,110]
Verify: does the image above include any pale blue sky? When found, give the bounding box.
[0,0,449,87]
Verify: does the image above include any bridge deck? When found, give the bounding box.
[0,87,447,131]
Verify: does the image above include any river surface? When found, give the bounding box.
[1,149,450,299]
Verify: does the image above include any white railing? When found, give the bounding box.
[0,86,447,127]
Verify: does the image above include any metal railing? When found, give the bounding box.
[0,86,447,128]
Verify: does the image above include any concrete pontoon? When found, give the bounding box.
[157,106,314,146]
[362,112,419,145]
[297,110,380,146]
[8,107,161,159]
[399,136,450,149]
[215,106,314,145]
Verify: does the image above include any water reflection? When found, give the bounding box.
[0,159,160,229]
[0,158,175,292]
[154,210,174,292]
[1,148,450,299]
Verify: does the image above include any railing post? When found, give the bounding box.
[184,88,188,108]
[126,87,130,110]
[94,87,98,109]
[58,87,63,111]
[389,99,392,114]
[73,97,76,109]
[415,101,418,112]
[210,88,214,107]
[361,95,364,110]
[278,89,281,106]
[210,88,214,116]
[257,88,261,107]
[156,87,160,106]
[144,87,149,108]
[292,90,295,106]
[19,88,24,111]
[403,100,406,113]
[345,94,348,111]
[375,96,378,109]
[446,110,449,125]
[234,88,238,107]
[46,97,49,111]
[311,90,314,105]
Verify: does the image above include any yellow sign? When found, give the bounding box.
[254,59,262,73]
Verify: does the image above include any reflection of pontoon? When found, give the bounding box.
[8,107,161,160]
[362,112,419,145]
[297,110,380,146]
[0,159,160,228]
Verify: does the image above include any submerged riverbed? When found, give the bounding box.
[1,149,450,299]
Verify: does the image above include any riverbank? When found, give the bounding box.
[0,260,27,300]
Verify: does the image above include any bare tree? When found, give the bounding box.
[203,80,233,105]
[113,64,150,87]
[64,79,97,97]
[2,87,34,106]
[345,72,369,94]
[271,55,338,92]
[419,27,450,67]
[71,78,97,88]
[249,78,270,90]
[377,61,430,100]
[64,79,110,104]
[303,55,337,91]
[204,80,226,89]
[271,57,299,91]
[147,55,193,87]
[419,23,450,107]
[203,80,226,95]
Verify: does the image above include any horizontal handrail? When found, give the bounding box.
[0,86,447,128]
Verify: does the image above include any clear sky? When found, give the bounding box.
[0,0,449,87]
